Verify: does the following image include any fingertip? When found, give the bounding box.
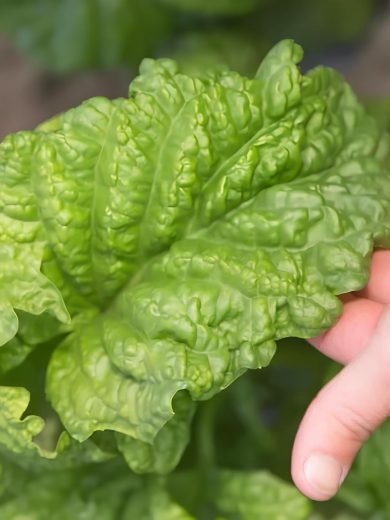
[292,452,345,501]
[292,319,390,503]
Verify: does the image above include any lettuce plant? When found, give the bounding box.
[1,40,390,517]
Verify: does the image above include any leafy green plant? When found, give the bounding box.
[1,39,390,517]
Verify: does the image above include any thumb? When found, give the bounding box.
[291,305,390,501]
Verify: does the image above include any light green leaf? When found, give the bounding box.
[122,483,196,519]
[0,386,50,461]
[0,460,141,520]
[0,132,70,348]
[116,391,196,474]
[0,386,112,472]
[2,41,390,475]
[0,241,69,346]
[214,470,311,519]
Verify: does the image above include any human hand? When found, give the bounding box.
[291,250,390,501]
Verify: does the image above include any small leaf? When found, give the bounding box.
[214,470,311,519]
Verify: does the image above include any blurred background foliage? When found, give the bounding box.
[0,0,379,74]
[0,0,390,518]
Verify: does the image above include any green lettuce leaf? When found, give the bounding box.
[116,391,195,474]
[0,386,51,462]
[0,132,70,347]
[214,470,311,519]
[0,385,113,473]
[1,40,390,478]
[122,482,196,519]
[168,469,310,518]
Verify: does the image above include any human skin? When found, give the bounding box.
[291,249,390,501]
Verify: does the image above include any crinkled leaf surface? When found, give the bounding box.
[0,0,171,72]
[0,386,48,462]
[0,386,112,473]
[1,40,390,478]
[0,459,141,520]
[116,391,195,474]
[0,132,70,347]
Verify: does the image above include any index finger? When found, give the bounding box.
[310,296,384,365]
[357,249,390,304]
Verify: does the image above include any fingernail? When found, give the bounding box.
[304,454,344,497]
